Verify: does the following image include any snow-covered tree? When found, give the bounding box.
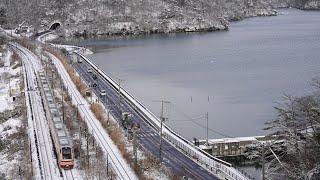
[264,88,320,179]
[0,6,6,25]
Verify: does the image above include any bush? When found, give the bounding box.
[0,35,6,46]
[60,48,68,55]
[15,38,36,53]
[90,103,104,122]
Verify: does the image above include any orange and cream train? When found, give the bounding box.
[38,71,74,168]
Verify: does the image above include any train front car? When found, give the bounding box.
[59,146,74,168]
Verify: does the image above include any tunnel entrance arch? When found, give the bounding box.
[49,22,61,30]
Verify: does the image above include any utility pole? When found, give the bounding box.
[62,90,64,123]
[45,60,48,76]
[107,154,109,176]
[159,100,169,162]
[262,145,266,180]
[206,112,209,145]
[86,127,89,169]
[133,126,137,167]
[79,126,81,169]
[8,79,11,97]
[117,78,124,115]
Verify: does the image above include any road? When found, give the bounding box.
[73,54,219,179]
[48,52,138,180]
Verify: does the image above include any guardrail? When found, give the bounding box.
[75,52,250,180]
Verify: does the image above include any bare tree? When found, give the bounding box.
[265,90,320,179]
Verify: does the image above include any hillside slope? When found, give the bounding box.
[1,0,276,36]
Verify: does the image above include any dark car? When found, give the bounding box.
[92,82,97,88]
[92,74,97,79]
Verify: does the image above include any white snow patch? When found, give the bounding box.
[37,31,93,55]
[0,50,21,112]
[0,118,21,136]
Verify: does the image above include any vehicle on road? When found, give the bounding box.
[100,89,106,96]
[87,68,92,73]
[92,82,97,88]
[77,57,82,63]
[92,74,97,79]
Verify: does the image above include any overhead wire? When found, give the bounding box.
[170,103,233,138]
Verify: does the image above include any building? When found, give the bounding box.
[198,136,265,157]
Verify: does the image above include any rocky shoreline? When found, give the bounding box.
[0,0,319,38]
[269,0,320,10]
[64,0,278,37]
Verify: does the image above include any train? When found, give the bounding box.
[37,71,74,168]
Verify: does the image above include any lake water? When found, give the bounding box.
[69,8,320,141]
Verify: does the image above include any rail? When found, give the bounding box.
[49,52,137,180]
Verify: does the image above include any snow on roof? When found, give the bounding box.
[53,117,61,122]
[48,103,55,109]
[199,144,211,150]
[57,130,66,137]
[45,90,50,94]
[47,96,53,102]
[59,138,69,145]
[55,123,63,129]
[207,136,261,144]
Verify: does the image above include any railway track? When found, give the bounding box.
[12,44,76,180]
[48,52,137,180]
[62,170,74,180]
[15,44,56,180]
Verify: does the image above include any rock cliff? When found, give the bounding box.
[0,0,277,37]
[267,0,320,9]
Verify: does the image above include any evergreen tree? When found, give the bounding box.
[0,6,7,25]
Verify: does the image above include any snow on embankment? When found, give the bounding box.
[77,52,249,180]
[48,52,137,180]
[37,31,93,55]
[0,47,31,179]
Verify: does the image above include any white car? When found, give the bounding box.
[87,68,92,73]
[100,89,106,96]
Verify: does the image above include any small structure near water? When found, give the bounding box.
[197,136,275,157]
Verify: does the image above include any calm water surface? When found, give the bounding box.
[71,9,320,141]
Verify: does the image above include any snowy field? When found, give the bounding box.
[0,47,24,178]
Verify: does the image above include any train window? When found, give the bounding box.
[62,147,72,159]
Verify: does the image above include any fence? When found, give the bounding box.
[76,52,250,180]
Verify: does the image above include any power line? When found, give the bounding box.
[169,114,207,122]
[170,103,233,138]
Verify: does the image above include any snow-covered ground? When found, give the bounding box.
[0,48,24,178]
[11,43,82,180]
[48,52,138,179]
[0,50,21,112]
[38,31,93,55]
[3,29,34,38]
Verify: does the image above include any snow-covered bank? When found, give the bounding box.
[0,47,31,179]
[37,31,93,55]
[0,0,278,37]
